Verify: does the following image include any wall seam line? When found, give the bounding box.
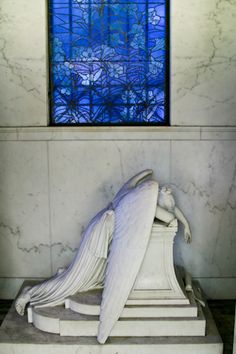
[169,140,172,185]
[46,141,53,276]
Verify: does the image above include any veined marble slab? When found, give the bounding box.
[171,140,236,280]
[171,0,236,126]
[0,0,47,126]
[0,141,51,278]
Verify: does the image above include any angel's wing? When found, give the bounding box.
[97,179,159,344]
[112,169,153,208]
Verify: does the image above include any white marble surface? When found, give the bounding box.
[171,141,236,279]
[0,0,47,126]
[0,142,51,277]
[171,0,236,126]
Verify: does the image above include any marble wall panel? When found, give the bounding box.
[171,140,236,280]
[0,0,47,126]
[48,140,170,272]
[0,142,51,277]
[171,0,236,126]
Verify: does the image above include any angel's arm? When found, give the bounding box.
[174,206,192,243]
[155,204,192,244]
[155,205,175,224]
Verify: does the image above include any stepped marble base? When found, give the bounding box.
[28,306,206,338]
[26,283,206,338]
[65,289,198,317]
[0,294,223,354]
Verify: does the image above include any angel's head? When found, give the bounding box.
[159,185,172,195]
[158,185,175,212]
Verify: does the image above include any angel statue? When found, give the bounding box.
[15,169,191,344]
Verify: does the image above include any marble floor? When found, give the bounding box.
[0,300,235,354]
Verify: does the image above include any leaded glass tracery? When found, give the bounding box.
[49,0,169,125]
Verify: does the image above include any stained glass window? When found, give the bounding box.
[49,0,169,125]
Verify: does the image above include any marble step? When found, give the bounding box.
[65,289,198,318]
[28,304,206,337]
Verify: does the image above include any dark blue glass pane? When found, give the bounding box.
[50,0,168,125]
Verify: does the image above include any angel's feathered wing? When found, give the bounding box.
[112,169,153,208]
[98,179,159,344]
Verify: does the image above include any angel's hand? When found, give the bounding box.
[184,227,192,243]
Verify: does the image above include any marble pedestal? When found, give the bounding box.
[130,220,187,303]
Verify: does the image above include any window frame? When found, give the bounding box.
[48,0,170,127]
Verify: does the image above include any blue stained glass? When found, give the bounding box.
[49,0,169,125]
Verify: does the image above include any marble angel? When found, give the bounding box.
[15,169,192,344]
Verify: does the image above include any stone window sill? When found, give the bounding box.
[0,127,235,141]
